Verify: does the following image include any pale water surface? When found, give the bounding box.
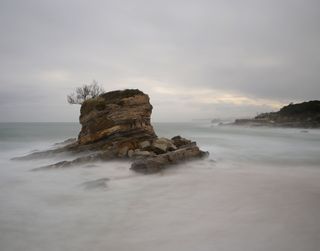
[1,122,320,251]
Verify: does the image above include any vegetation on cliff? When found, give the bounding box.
[67,81,105,105]
[235,100,320,128]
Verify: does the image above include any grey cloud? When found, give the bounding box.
[0,0,319,121]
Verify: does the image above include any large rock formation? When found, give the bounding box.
[15,89,208,174]
[234,100,320,128]
[78,89,156,144]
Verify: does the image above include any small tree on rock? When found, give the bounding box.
[67,80,105,105]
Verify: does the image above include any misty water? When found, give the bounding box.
[1,123,320,251]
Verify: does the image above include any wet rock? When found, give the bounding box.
[152,137,177,153]
[54,138,77,146]
[12,147,66,160]
[132,149,156,158]
[131,159,163,174]
[171,136,192,148]
[131,144,209,174]
[33,150,116,171]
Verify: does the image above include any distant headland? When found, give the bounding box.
[234,100,320,128]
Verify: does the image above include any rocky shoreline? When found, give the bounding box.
[14,89,208,173]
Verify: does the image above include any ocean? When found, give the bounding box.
[1,122,320,251]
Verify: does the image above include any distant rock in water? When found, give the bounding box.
[80,178,109,190]
[234,100,320,128]
[16,89,208,174]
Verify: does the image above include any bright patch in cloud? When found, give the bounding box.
[146,82,285,109]
[37,70,72,83]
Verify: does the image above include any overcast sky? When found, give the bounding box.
[1,0,319,122]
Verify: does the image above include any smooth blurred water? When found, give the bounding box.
[0,123,80,154]
[2,122,320,167]
[155,122,320,168]
[1,122,320,251]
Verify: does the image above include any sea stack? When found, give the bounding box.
[15,89,208,173]
[78,89,157,145]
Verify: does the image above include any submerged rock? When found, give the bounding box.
[81,178,109,190]
[16,89,208,173]
[54,138,77,146]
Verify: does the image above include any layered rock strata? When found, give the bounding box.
[78,89,156,144]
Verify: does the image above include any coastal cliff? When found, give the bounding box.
[234,101,320,128]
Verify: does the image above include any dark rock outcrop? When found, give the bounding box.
[15,89,208,173]
[131,141,208,174]
[234,100,320,128]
